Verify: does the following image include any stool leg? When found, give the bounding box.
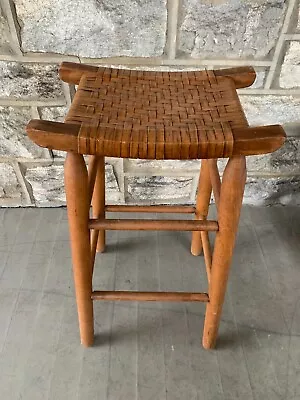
[92,156,106,253]
[65,152,94,347]
[191,160,212,256]
[203,156,246,349]
[208,159,221,209]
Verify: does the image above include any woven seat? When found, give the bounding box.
[65,68,247,159]
[25,63,286,350]
[27,63,285,160]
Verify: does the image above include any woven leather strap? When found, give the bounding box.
[65,68,248,159]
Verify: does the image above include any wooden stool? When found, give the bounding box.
[26,62,285,349]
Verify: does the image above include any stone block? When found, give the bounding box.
[244,177,300,206]
[240,95,300,126]
[0,62,63,99]
[0,6,14,55]
[179,0,286,59]
[25,162,120,206]
[279,42,300,88]
[126,176,194,203]
[0,106,45,159]
[25,164,66,206]
[15,0,167,58]
[105,163,121,203]
[0,163,21,203]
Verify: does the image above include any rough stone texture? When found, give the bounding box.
[39,107,68,158]
[0,6,14,55]
[127,159,200,170]
[0,163,21,201]
[25,162,120,206]
[105,163,121,203]
[39,106,67,121]
[218,138,300,173]
[218,156,271,173]
[109,64,205,72]
[241,95,300,126]
[279,42,300,88]
[269,137,300,173]
[251,70,267,89]
[25,164,66,206]
[126,176,194,203]
[0,106,45,159]
[244,177,300,206]
[0,62,63,99]
[15,0,167,58]
[179,0,287,59]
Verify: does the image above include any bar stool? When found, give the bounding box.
[26,62,285,349]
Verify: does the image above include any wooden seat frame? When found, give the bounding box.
[26,63,286,349]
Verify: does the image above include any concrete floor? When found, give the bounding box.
[0,206,300,400]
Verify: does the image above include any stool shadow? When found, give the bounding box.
[107,237,154,253]
[93,319,161,347]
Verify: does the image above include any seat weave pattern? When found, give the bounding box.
[65,68,249,159]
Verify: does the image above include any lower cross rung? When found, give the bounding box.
[91,291,209,302]
[88,218,218,231]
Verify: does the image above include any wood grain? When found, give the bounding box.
[26,120,286,159]
[65,152,94,347]
[91,291,209,302]
[191,160,212,256]
[92,157,106,253]
[208,159,221,209]
[105,205,196,213]
[203,156,246,349]
[59,62,256,88]
[88,218,218,231]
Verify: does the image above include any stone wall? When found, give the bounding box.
[0,0,300,207]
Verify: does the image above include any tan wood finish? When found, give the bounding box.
[27,120,286,159]
[92,157,106,253]
[91,291,209,302]
[59,62,257,88]
[88,156,100,268]
[203,156,246,349]
[26,64,285,160]
[88,155,99,205]
[90,229,99,271]
[64,152,94,347]
[202,231,212,283]
[105,205,196,213]
[88,218,219,231]
[208,159,221,209]
[25,62,286,350]
[191,160,212,256]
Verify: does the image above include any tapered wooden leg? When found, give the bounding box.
[191,160,212,256]
[203,156,246,349]
[65,152,94,347]
[92,156,106,253]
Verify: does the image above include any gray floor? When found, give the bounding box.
[0,206,300,400]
